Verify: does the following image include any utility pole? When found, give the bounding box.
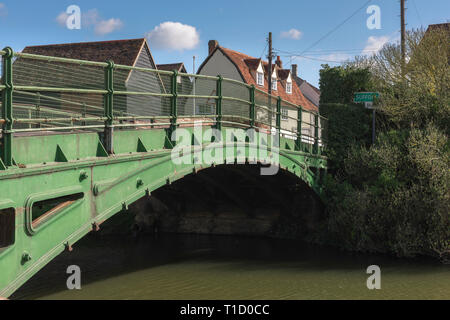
[193,56,196,115]
[401,0,407,72]
[268,32,273,95]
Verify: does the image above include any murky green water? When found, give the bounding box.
[12,234,450,300]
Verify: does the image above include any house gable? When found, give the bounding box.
[197,48,245,82]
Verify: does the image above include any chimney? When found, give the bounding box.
[291,64,298,77]
[208,40,219,55]
[275,56,283,68]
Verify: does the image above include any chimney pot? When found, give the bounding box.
[275,56,283,68]
[291,64,298,77]
[208,40,219,55]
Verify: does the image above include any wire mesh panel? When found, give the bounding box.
[302,111,316,151]
[280,102,298,139]
[13,55,105,90]
[11,53,106,131]
[181,74,217,118]
[254,89,275,130]
[12,90,105,130]
[222,79,250,121]
[114,66,172,118]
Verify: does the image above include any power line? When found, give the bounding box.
[279,54,348,64]
[411,0,423,26]
[299,0,373,55]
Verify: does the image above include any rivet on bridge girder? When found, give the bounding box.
[65,242,73,252]
[79,170,88,181]
[92,222,100,232]
[21,252,32,264]
[136,178,144,188]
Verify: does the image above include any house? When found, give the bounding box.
[197,40,318,139]
[157,63,193,116]
[291,64,321,109]
[14,38,168,118]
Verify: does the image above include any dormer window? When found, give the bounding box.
[272,78,277,91]
[286,82,292,94]
[257,72,264,86]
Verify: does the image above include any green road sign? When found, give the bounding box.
[353,92,380,103]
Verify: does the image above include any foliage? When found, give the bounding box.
[319,27,450,261]
[319,64,374,104]
[320,103,372,171]
[324,125,449,259]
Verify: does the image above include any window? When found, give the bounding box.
[272,78,277,91]
[286,82,292,94]
[0,208,15,248]
[257,72,264,86]
[281,108,289,121]
[177,75,182,84]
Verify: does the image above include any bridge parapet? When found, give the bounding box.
[1,49,327,169]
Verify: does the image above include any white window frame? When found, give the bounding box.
[286,82,292,94]
[281,108,288,121]
[257,72,264,86]
[272,78,277,91]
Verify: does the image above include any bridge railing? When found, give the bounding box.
[0,47,327,167]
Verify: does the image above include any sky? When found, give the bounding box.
[0,0,448,87]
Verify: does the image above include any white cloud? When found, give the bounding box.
[146,21,200,51]
[82,9,100,26]
[95,18,123,35]
[362,35,391,55]
[281,28,303,40]
[56,12,69,26]
[55,8,123,35]
[320,53,352,62]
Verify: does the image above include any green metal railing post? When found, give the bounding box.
[296,106,303,151]
[104,60,114,154]
[249,85,255,128]
[1,47,14,168]
[314,114,320,155]
[216,75,222,131]
[170,70,178,138]
[276,96,281,146]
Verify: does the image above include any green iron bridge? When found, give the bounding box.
[0,47,328,298]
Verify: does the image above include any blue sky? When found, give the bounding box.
[0,0,448,87]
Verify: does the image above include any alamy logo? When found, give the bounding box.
[170,123,280,176]
[66,265,81,290]
[367,5,381,30]
[366,265,381,290]
[65,5,81,30]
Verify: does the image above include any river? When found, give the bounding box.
[11,233,449,300]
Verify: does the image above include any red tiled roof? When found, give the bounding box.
[22,38,146,66]
[219,47,317,111]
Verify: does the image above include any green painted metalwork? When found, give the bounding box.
[170,70,178,136]
[249,85,255,128]
[216,76,223,131]
[104,60,115,154]
[296,106,303,151]
[1,47,13,167]
[0,50,329,298]
[276,96,281,143]
[314,114,319,155]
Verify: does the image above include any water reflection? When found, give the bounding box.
[12,233,450,300]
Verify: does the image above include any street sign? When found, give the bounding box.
[364,101,374,109]
[354,92,380,103]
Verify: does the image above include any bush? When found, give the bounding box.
[324,125,449,260]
